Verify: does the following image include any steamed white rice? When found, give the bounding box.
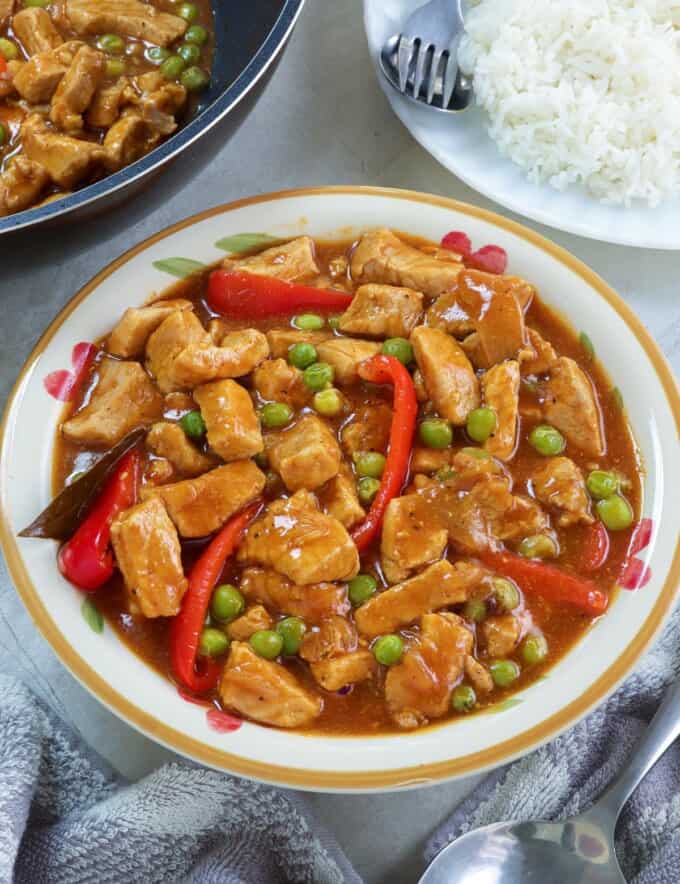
[458,0,680,206]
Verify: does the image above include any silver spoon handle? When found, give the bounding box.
[594,676,680,819]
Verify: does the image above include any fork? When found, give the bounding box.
[382,0,470,110]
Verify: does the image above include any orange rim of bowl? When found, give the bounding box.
[1,186,679,791]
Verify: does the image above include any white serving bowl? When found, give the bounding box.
[1,187,678,792]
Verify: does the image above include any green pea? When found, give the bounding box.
[313,388,343,417]
[0,123,7,148]
[518,534,557,559]
[348,573,377,606]
[105,58,126,77]
[466,407,497,443]
[23,0,49,7]
[0,38,19,60]
[353,451,386,479]
[460,446,492,460]
[357,476,381,505]
[160,54,186,80]
[177,42,201,64]
[303,362,334,392]
[179,410,206,439]
[199,627,229,658]
[522,633,549,665]
[529,424,566,456]
[328,316,341,330]
[463,598,487,623]
[596,495,633,531]
[293,313,324,331]
[492,577,520,611]
[249,629,283,660]
[146,45,171,65]
[490,659,520,687]
[382,337,413,366]
[180,65,210,91]
[211,584,244,622]
[276,617,306,655]
[96,33,125,54]
[185,24,209,45]
[372,634,404,666]
[178,1,198,21]
[419,418,453,449]
[452,684,477,713]
[260,402,293,428]
[288,342,317,369]
[586,470,620,500]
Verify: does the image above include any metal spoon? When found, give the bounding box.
[420,677,680,883]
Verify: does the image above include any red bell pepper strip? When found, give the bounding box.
[481,550,608,616]
[170,501,261,694]
[207,270,353,319]
[351,355,418,553]
[58,449,139,592]
[582,521,610,572]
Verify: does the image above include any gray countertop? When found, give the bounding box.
[1,1,678,881]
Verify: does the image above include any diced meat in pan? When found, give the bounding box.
[315,338,381,385]
[266,414,341,492]
[521,328,557,376]
[0,155,49,217]
[145,310,210,393]
[411,326,480,425]
[351,228,463,297]
[0,0,13,29]
[219,642,322,728]
[226,605,273,641]
[193,379,263,462]
[410,447,453,475]
[338,284,423,338]
[543,357,605,457]
[385,612,473,729]
[222,236,320,282]
[240,567,350,623]
[252,358,310,408]
[380,493,448,584]
[62,357,162,447]
[481,614,522,657]
[482,360,519,461]
[21,113,104,188]
[66,0,187,46]
[12,7,63,55]
[146,422,216,477]
[142,461,265,538]
[310,649,377,692]
[110,496,187,618]
[316,464,365,529]
[237,490,359,585]
[531,456,593,527]
[107,299,192,358]
[87,77,129,128]
[266,328,333,359]
[355,560,482,638]
[341,401,392,457]
[102,111,156,171]
[464,655,494,694]
[50,44,105,133]
[299,615,357,663]
[13,40,82,103]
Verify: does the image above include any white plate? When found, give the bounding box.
[1,187,679,792]
[364,0,680,249]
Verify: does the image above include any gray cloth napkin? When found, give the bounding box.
[426,607,680,884]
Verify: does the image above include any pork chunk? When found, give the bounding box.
[252,358,310,408]
[311,650,377,692]
[171,328,270,391]
[22,113,104,188]
[240,568,350,623]
[315,337,381,385]
[107,299,192,358]
[102,111,156,171]
[142,461,265,538]
[481,614,521,657]
[316,464,365,528]
[482,360,519,461]
[87,77,129,128]
[145,310,210,393]
[146,422,216,477]
[340,402,392,457]
[338,284,423,338]
[455,270,529,367]
[380,493,448,584]
[0,0,13,29]
[66,0,187,46]
[411,326,480,425]
[355,560,482,638]
[222,236,319,282]
[266,328,333,359]
[267,414,341,491]
[531,456,593,527]
[12,7,63,55]
[110,497,187,617]
[0,156,49,217]
[385,612,473,729]
[226,605,273,641]
[543,357,605,457]
[351,228,463,297]
[193,379,263,462]
[521,328,557,376]
[464,655,494,694]
[50,44,105,132]
[62,358,162,447]
[237,490,359,585]
[219,642,321,728]
[410,447,453,475]
[299,615,357,663]
[13,47,70,103]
